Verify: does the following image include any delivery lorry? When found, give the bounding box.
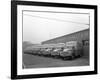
[51,47,63,58]
[24,41,83,60]
[60,41,83,60]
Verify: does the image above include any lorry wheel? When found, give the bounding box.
[54,56,59,59]
[78,55,81,58]
[63,58,66,60]
[69,56,74,60]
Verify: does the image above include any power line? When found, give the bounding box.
[23,14,89,25]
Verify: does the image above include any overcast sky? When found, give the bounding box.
[23,11,89,44]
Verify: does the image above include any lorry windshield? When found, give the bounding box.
[54,49,60,51]
[46,49,51,51]
[63,48,70,52]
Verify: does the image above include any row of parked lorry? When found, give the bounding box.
[24,41,83,60]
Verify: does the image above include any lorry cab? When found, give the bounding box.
[42,48,53,56]
[51,48,63,58]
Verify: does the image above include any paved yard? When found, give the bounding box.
[23,53,89,69]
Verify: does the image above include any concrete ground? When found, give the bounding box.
[23,53,89,69]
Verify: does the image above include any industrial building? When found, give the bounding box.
[42,29,89,58]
